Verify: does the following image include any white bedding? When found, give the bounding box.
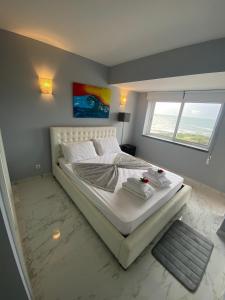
[59,153,183,235]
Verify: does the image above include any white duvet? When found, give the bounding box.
[59,153,183,235]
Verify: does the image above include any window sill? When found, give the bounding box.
[142,134,209,153]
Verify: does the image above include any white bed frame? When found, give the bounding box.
[50,126,192,269]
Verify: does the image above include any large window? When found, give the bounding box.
[144,101,222,150]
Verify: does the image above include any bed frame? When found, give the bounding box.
[50,126,192,269]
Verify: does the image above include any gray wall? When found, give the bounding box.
[109,38,225,84]
[0,191,28,300]
[132,93,225,193]
[0,29,137,180]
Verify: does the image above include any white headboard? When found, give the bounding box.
[50,126,117,170]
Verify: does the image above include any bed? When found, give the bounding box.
[50,126,192,269]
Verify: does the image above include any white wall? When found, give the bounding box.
[0,131,31,299]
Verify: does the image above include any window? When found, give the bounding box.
[144,101,222,150]
[150,102,181,138]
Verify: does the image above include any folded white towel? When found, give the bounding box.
[143,172,171,188]
[123,185,153,200]
[127,177,141,184]
[147,166,165,178]
[123,186,151,200]
[127,177,150,193]
[122,181,154,200]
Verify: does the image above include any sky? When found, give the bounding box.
[155,102,221,119]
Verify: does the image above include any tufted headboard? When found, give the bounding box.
[50,126,117,172]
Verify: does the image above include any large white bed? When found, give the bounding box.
[59,154,184,235]
[50,126,192,268]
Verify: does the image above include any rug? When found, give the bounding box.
[152,220,214,292]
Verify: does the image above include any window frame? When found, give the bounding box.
[143,100,224,151]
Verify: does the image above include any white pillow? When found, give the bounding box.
[61,141,97,163]
[93,137,121,156]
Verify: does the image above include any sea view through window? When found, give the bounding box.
[145,101,222,149]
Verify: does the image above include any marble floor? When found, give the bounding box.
[13,175,225,300]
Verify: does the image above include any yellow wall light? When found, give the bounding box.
[52,229,61,240]
[120,95,127,107]
[39,77,53,94]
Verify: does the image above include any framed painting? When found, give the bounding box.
[73,82,111,118]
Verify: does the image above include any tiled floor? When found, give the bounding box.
[14,175,225,300]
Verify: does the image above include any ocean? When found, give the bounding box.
[151,114,215,137]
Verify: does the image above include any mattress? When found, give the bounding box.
[59,153,183,235]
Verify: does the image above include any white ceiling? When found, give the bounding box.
[0,0,225,66]
[113,72,225,92]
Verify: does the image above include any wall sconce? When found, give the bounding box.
[52,229,61,240]
[39,77,53,94]
[120,95,127,107]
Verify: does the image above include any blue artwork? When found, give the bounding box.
[73,83,111,118]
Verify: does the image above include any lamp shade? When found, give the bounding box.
[118,112,131,122]
[39,77,53,94]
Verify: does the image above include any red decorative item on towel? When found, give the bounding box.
[140,177,149,183]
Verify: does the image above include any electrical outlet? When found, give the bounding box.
[35,164,41,170]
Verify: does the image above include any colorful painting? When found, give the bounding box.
[73,82,111,118]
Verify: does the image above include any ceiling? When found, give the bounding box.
[113,72,225,92]
[0,0,225,66]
